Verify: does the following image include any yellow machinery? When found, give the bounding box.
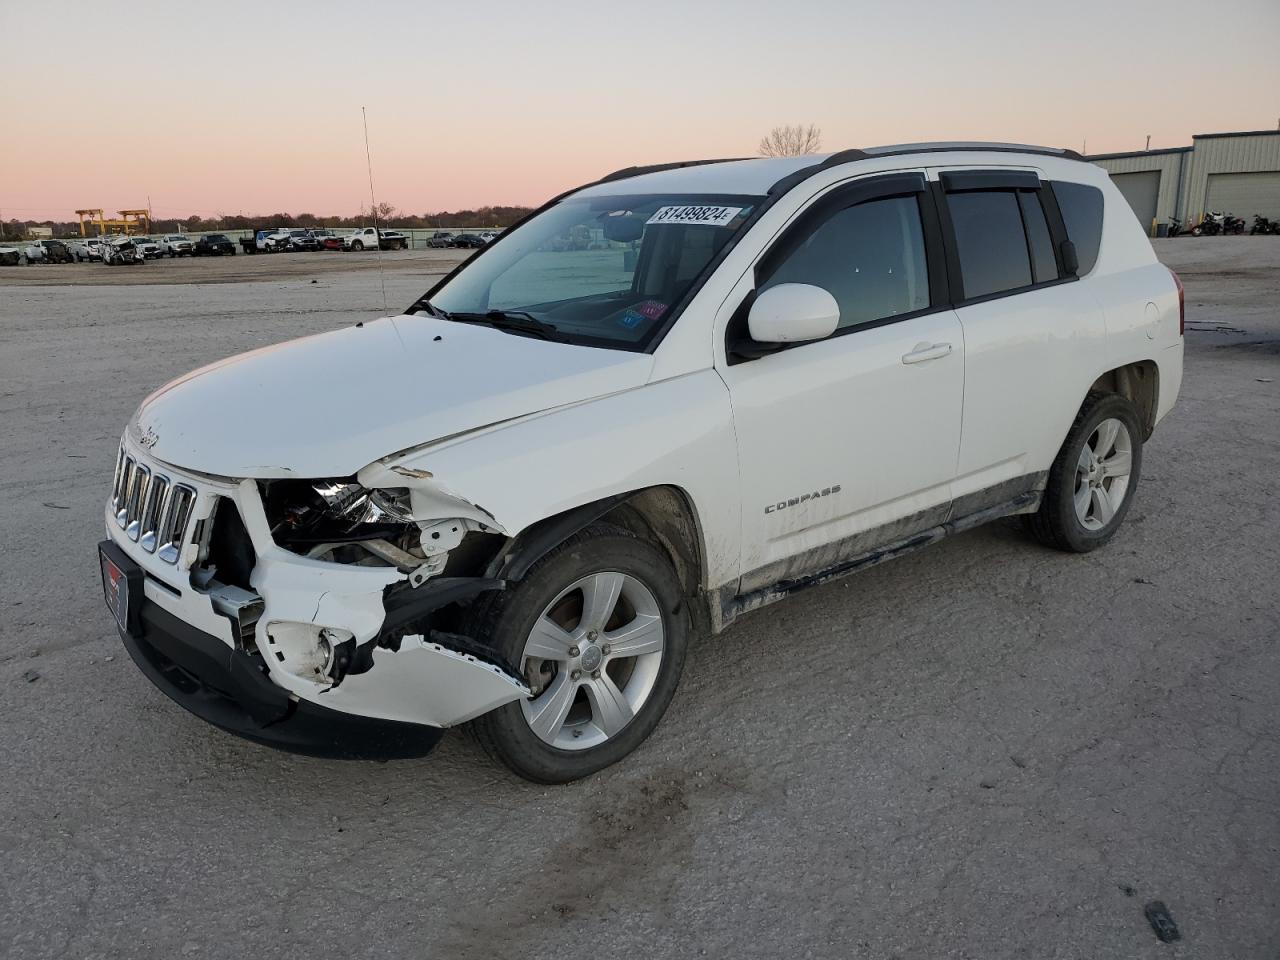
[76,209,152,237]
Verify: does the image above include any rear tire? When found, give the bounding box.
[1026,391,1143,553]
[466,523,689,783]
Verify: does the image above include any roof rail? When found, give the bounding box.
[768,141,1083,195]
[859,141,1083,161]
[596,157,752,184]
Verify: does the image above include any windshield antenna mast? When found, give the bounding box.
[362,106,389,313]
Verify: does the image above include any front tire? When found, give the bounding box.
[467,523,688,783]
[352,240,364,251]
[1026,391,1143,553]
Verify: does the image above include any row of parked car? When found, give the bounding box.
[425,230,497,248]
[236,227,400,253]
[1,227,502,265]
[241,227,498,253]
[0,233,221,265]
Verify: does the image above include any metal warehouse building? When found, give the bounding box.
[1088,129,1280,235]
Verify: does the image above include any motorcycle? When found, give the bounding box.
[1198,211,1226,236]
[1168,216,1200,237]
[1222,213,1247,235]
[1250,214,1279,235]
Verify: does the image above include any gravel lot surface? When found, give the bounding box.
[1,238,1277,959]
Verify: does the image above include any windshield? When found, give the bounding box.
[423,193,760,350]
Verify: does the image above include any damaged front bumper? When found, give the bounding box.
[116,590,445,758]
[101,436,530,758]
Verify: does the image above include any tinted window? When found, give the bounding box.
[1018,191,1058,284]
[1051,181,1104,275]
[947,191,1032,298]
[761,195,930,331]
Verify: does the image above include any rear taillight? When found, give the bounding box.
[1170,269,1185,336]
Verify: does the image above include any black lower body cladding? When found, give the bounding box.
[120,597,443,759]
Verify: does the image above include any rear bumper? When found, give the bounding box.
[120,596,444,759]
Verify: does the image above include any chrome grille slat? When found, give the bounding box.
[110,445,199,565]
[111,447,127,507]
[158,485,196,564]
[125,465,150,540]
[139,475,168,553]
[114,456,135,528]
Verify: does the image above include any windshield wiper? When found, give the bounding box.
[411,298,452,320]
[445,310,566,342]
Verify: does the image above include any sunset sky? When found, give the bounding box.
[4,0,1279,222]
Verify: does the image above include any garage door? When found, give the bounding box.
[1109,171,1161,234]
[1205,171,1280,220]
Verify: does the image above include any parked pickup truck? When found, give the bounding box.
[308,228,341,250]
[238,229,290,254]
[4,239,75,264]
[159,235,195,257]
[194,234,237,256]
[282,229,320,252]
[69,238,105,261]
[343,227,409,251]
[426,231,455,248]
[35,239,76,263]
[132,238,164,260]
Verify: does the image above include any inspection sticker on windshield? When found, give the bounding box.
[647,205,744,227]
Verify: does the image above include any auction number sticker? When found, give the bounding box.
[646,205,744,227]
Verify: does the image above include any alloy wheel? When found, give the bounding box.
[519,571,665,751]
[1074,417,1133,530]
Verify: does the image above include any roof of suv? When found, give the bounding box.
[575,142,1083,198]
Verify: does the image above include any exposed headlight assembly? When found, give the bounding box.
[260,478,486,583]
[312,480,414,524]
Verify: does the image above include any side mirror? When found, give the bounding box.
[1060,239,1079,276]
[748,283,840,344]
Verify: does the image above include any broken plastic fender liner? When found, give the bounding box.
[377,577,505,649]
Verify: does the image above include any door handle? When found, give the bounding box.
[901,342,953,364]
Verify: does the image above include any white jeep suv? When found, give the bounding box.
[99,143,1183,782]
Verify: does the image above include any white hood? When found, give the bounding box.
[134,315,653,478]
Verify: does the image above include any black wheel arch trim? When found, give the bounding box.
[491,492,637,583]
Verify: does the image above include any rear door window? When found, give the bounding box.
[946,191,1032,298]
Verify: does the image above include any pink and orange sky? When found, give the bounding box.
[4,0,1279,222]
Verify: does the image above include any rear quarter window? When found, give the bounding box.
[946,191,1033,299]
[1051,181,1104,275]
